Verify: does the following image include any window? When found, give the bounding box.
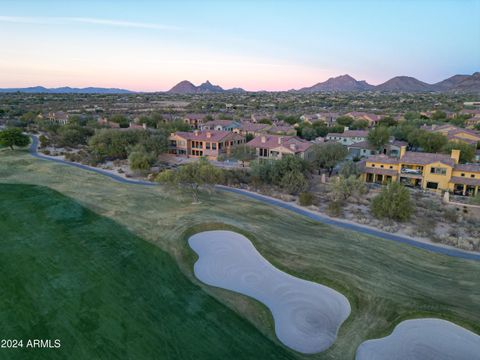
[212,143,217,150]
[430,167,446,175]
[206,142,210,150]
[461,173,465,177]
[389,166,393,169]
[372,164,376,167]
[471,174,475,178]
[426,182,438,189]
[380,165,384,168]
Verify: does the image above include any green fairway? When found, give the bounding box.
[0,184,292,360]
[1,150,480,359]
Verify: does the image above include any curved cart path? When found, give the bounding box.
[27,136,480,261]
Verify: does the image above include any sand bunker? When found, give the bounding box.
[188,230,350,354]
[356,318,480,360]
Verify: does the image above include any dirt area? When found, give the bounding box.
[241,177,480,252]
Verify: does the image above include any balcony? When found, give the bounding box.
[400,167,423,178]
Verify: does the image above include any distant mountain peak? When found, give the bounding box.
[299,74,374,92]
[168,80,245,93]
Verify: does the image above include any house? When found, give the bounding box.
[47,111,69,125]
[247,135,314,160]
[97,117,120,128]
[168,130,245,160]
[234,122,271,137]
[267,124,297,135]
[200,120,240,131]
[326,130,369,145]
[348,139,408,159]
[362,146,480,196]
[301,112,339,127]
[421,124,480,146]
[128,122,147,130]
[183,114,206,129]
[344,112,381,127]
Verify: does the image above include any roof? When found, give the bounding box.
[367,154,400,164]
[247,135,312,153]
[454,164,480,173]
[450,176,480,186]
[327,130,369,138]
[400,151,455,167]
[348,140,376,150]
[364,167,398,176]
[173,130,243,142]
[203,120,238,127]
[239,122,271,132]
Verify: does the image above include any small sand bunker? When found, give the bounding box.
[188,230,350,354]
[356,318,480,360]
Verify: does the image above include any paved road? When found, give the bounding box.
[28,136,480,261]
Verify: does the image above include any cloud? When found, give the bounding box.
[0,16,179,30]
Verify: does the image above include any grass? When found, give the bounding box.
[0,184,292,360]
[1,149,480,359]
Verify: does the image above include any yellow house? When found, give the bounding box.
[363,146,480,196]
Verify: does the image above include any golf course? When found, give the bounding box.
[1,148,480,359]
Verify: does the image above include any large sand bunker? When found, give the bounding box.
[356,318,480,360]
[188,230,350,354]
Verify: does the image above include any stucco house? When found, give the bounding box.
[247,135,314,160]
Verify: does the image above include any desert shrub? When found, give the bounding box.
[371,182,413,221]
[326,201,343,217]
[443,207,459,223]
[299,192,314,206]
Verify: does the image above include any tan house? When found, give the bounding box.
[183,114,205,129]
[168,130,245,160]
[247,135,314,160]
[362,146,480,196]
[326,130,369,145]
[344,112,381,127]
[421,124,480,146]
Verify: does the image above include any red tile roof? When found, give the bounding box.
[247,135,312,153]
[400,152,455,166]
[450,176,480,186]
[454,164,480,172]
[174,130,243,142]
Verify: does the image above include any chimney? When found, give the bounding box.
[261,136,266,143]
[451,149,460,164]
[344,126,349,131]
[206,132,211,138]
[400,145,407,159]
[290,143,297,151]
[142,123,147,130]
[278,136,283,145]
[194,130,199,136]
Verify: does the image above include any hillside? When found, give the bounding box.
[168,80,245,93]
[299,74,374,92]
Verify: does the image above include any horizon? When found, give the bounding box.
[1,0,479,91]
[1,72,479,93]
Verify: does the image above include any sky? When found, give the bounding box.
[0,0,479,91]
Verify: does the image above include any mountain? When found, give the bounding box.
[299,74,374,92]
[450,72,480,92]
[375,76,433,92]
[167,80,198,94]
[168,80,245,93]
[432,74,470,91]
[0,86,134,94]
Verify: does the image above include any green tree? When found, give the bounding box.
[280,170,308,194]
[336,116,353,127]
[442,141,475,163]
[417,131,448,152]
[230,144,256,167]
[371,182,413,221]
[109,115,129,128]
[300,126,317,140]
[0,128,30,150]
[339,160,359,178]
[311,142,348,176]
[128,147,155,171]
[156,158,224,203]
[378,116,397,127]
[367,126,390,151]
[350,119,369,130]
